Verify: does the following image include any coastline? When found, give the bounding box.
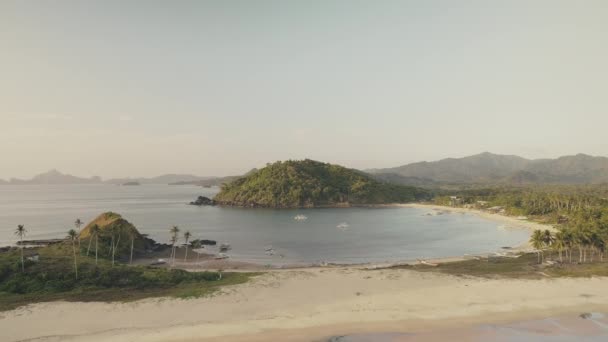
[142,202,555,272]
[2,267,607,342]
[386,202,556,233]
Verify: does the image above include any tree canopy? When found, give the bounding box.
[214,159,431,208]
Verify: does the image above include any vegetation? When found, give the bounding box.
[371,152,608,185]
[432,184,608,272]
[79,212,153,262]
[0,243,256,312]
[14,225,26,272]
[214,159,431,208]
[170,226,180,266]
[183,231,191,262]
[395,252,608,279]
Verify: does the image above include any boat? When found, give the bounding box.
[214,253,229,259]
[417,259,438,267]
[264,246,274,251]
[265,249,275,256]
[294,214,308,221]
[336,222,349,230]
[150,258,167,266]
[219,243,231,252]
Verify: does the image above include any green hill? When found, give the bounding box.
[213,160,430,208]
[79,212,152,258]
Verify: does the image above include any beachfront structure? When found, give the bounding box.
[449,196,464,207]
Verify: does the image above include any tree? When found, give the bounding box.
[530,230,545,264]
[543,229,554,259]
[130,231,135,265]
[183,231,191,262]
[553,231,566,262]
[86,224,96,256]
[67,229,78,279]
[111,226,121,267]
[75,219,83,254]
[14,225,27,272]
[191,240,203,264]
[169,226,180,266]
[90,224,101,265]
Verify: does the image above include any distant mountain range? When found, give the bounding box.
[6,152,608,186]
[0,170,216,185]
[105,174,215,185]
[369,152,608,185]
[6,169,103,185]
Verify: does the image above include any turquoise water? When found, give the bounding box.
[0,185,530,265]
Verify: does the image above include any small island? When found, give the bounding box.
[212,159,431,208]
[122,181,141,186]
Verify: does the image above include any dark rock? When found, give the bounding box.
[190,196,217,206]
[17,239,65,246]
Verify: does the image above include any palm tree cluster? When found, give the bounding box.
[168,227,195,266]
[530,226,608,264]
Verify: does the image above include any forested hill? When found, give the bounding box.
[213,160,431,208]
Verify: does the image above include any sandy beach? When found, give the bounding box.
[2,267,608,342]
[0,203,582,342]
[395,203,556,232]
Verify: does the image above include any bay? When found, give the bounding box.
[0,185,529,265]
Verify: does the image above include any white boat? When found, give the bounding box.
[336,222,349,230]
[214,253,229,259]
[294,214,308,221]
[264,246,274,251]
[417,259,438,267]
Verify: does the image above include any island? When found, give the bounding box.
[212,159,431,208]
[121,181,141,186]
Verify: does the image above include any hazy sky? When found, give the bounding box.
[1,1,607,179]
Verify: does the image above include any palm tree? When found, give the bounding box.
[14,225,27,272]
[129,231,135,265]
[553,231,566,262]
[191,240,203,264]
[590,232,605,263]
[543,229,554,260]
[67,229,78,279]
[183,231,191,262]
[75,219,83,254]
[86,224,96,256]
[530,229,545,264]
[169,226,180,265]
[577,229,592,263]
[563,230,574,263]
[111,226,121,267]
[90,224,101,265]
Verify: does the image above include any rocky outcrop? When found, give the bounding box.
[189,196,217,206]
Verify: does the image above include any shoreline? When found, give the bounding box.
[118,201,558,272]
[386,202,556,232]
[177,202,555,271]
[2,267,607,342]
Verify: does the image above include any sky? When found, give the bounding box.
[1,1,608,179]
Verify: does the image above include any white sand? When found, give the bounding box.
[2,268,608,342]
[395,203,556,232]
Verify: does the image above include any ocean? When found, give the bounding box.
[0,184,530,265]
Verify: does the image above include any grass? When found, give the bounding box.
[0,244,258,312]
[392,252,608,279]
